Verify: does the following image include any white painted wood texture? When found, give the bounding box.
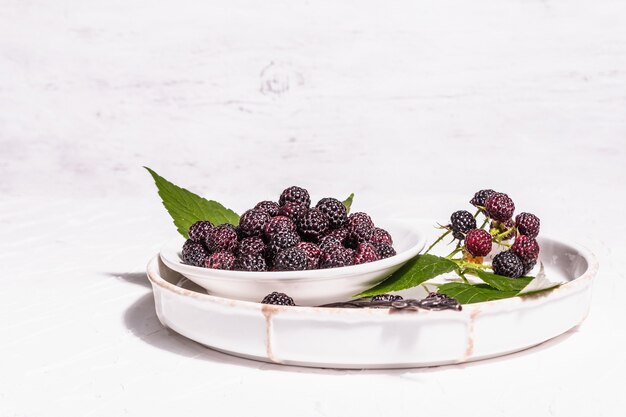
[1,0,625,416]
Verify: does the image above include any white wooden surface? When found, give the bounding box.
[1,0,625,416]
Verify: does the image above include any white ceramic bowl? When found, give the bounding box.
[159,219,426,305]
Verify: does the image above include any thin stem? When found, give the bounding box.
[424,229,451,255]
[479,216,489,229]
[473,209,481,218]
[446,245,462,259]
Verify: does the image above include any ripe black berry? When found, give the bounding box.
[264,216,296,240]
[279,186,311,207]
[515,212,540,239]
[318,235,343,253]
[235,255,267,272]
[369,227,393,246]
[188,220,213,243]
[205,224,238,253]
[492,250,524,278]
[205,251,236,270]
[375,243,396,259]
[181,239,209,267]
[450,210,477,240]
[346,212,374,246]
[238,209,271,238]
[297,242,321,269]
[254,200,280,217]
[522,259,537,276]
[237,236,266,258]
[315,198,348,229]
[297,208,330,242]
[470,189,495,208]
[277,202,308,223]
[464,229,492,257]
[319,247,355,269]
[267,230,301,257]
[324,227,349,244]
[511,235,540,264]
[273,247,307,271]
[354,242,379,264]
[485,193,515,222]
[371,294,403,302]
[261,292,295,306]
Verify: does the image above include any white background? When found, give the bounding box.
[1,0,625,416]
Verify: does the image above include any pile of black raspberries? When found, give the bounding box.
[448,189,541,278]
[181,186,396,271]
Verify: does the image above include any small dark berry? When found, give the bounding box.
[319,248,355,269]
[181,239,209,267]
[254,200,280,217]
[492,250,524,278]
[267,230,301,257]
[297,241,321,269]
[522,259,537,276]
[277,202,308,223]
[346,212,375,245]
[511,235,540,264]
[315,198,348,229]
[375,243,397,259]
[490,219,516,241]
[205,224,238,253]
[324,227,349,244]
[450,210,477,240]
[238,209,271,238]
[515,212,540,239]
[279,186,311,207]
[274,247,308,271]
[371,294,403,302]
[205,251,236,270]
[318,235,344,253]
[464,229,492,257]
[237,236,266,258]
[485,192,515,222]
[264,216,296,240]
[297,208,330,242]
[470,189,495,208]
[235,254,267,272]
[261,292,295,306]
[188,220,213,243]
[369,227,393,246]
[354,242,379,264]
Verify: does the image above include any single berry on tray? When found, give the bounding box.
[238,209,271,238]
[279,186,311,207]
[374,243,396,259]
[316,197,348,229]
[262,291,296,306]
[188,220,213,243]
[484,192,515,222]
[470,189,495,208]
[277,202,308,223]
[268,230,301,257]
[235,254,268,272]
[254,200,280,217]
[511,235,540,264]
[450,210,477,240]
[264,216,296,240]
[318,235,344,253]
[237,236,266,258]
[371,294,403,302]
[354,242,379,264]
[297,208,330,242]
[490,219,516,241]
[205,224,238,253]
[464,229,492,257]
[297,242,321,269]
[492,250,524,278]
[319,247,355,269]
[181,239,209,267]
[205,251,236,270]
[515,212,540,239]
[346,212,375,246]
[274,247,308,271]
[369,227,393,246]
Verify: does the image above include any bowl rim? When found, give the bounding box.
[159,218,427,281]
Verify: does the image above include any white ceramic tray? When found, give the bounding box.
[146,233,597,369]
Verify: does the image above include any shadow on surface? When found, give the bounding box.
[107,272,152,289]
[124,293,579,375]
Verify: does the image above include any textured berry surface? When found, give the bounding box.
[277,202,308,223]
[297,208,330,242]
[264,216,296,240]
[492,250,524,278]
[181,240,209,267]
[470,189,495,207]
[485,192,515,222]
[354,242,379,264]
[205,224,238,253]
[297,242,321,269]
[511,235,540,264]
[268,230,301,257]
[273,247,308,271]
[515,212,540,239]
[522,259,537,276]
[237,236,266,258]
[490,219,516,241]
[188,220,213,243]
[324,227,349,244]
[346,212,375,245]
[205,251,236,270]
[315,198,348,229]
[279,186,311,207]
[235,255,267,271]
[375,243,396,259]
[464,228,493,257]
[238,209,271,238]
[450,210,477,239]
[254,200,280,217]
[371,294,403,302]
[261,292,295,306]
[369,227,393,246]
[318,235,344,253]
[319,248,355,269]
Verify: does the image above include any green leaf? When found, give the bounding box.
[356,254,458,297]
[437,282,518,304]
[144,167,240,238]
[342,193,354,214]
[473,270,534,292]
